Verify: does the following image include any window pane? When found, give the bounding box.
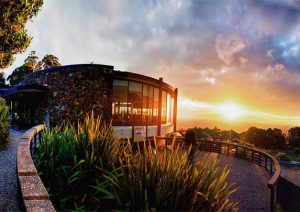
[142,84,153,123]
[166,93,172,123]
[128,82,142,124]
[153,88,159,124]
[112,80,128,125]
[161,91,167,124]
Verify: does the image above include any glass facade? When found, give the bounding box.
[128,82,143,124]
[112,79,175,126]
[112,80,128,124]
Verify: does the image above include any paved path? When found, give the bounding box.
[195,151,271,212]
[0,129,23,211]
[280,166,300,187]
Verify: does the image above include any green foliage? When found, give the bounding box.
[294,148,300,155]
[0,97,9,147]
[34,113,124,210]
[275,153,290,162]
[7,51,61,85]
[287,127,300,148]
[99,142,237,211]
[242,127,286,149]
[41,54,61,69]
[7,65,32,85]
[34,114,237,211]
[0,72,5,85]
[0,0,43,69]
[192,127,240,141]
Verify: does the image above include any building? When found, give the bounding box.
[0,64,178,141]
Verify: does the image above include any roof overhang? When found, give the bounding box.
[0,84,48,98]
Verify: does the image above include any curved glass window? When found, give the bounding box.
[142,84,153,123]
[153,88,159,124]
[128,82,142,124]
[112,79,175,126]
[112,80,128,125]
[161,91,167,124]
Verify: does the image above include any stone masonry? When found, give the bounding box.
[21,64,114,126]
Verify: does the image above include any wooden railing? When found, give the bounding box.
[17,124,55,211]
[156,137,280,212]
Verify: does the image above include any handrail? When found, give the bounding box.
[17,124,55,211]
[156,137,280,212]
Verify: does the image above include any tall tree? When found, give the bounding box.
[0,72,5,85]
[7,51,61,85]
[7,65,32,86]
[287,127,300,148]
[24,50,42,71]
[0,0,44,69]
[42,54,61,69]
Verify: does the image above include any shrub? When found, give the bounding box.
[34,113,126,210]
[294,148,300,155]
[185,129,197,146]
[0,97,9,147]
[34,114,237,211]
[97,142,238,211]
[276,153,290,162]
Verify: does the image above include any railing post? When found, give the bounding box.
[265,156,267,170]
[270,187,274,212]
[258,152,261,166]
[270,162,273,174]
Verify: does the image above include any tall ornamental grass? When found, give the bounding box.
[0,97,9,148]
[34,114,237,211]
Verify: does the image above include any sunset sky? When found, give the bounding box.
[4,0,300,132]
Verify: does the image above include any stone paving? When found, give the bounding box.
[195,151,271,212]
[0,129,23,211]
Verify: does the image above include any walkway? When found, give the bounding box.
[195,151,271,212]
[0,129,23,211]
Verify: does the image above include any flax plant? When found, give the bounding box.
[95,140,238,211]
[35,113,237,211]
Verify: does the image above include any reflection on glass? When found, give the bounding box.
[128,82,142,124]
[166,93,172,123]
[161,91,167,124]
[112,80,128,124]
[142,84,153,123]
[153,88,159,124]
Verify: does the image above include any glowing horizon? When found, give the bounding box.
[177,97,300,132]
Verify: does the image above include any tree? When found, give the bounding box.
[0,0,44,69]
[7,65,32,85]
[287,127,300,148]
[0,72,5,86]
[243,127,287,149]
[7,51,61,85]
[42,54,61,69]
[24,50,42,71]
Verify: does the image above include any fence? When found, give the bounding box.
[156,137,281,212]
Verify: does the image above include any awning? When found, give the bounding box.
[0,84,48,98]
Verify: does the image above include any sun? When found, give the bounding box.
[216,102,245,120]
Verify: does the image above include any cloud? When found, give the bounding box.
[215,34,246,65]
[239,57,248,64]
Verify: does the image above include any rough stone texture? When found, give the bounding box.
[17,125,56,211]
[195,151,271,212]
[22,64,114,126]
[0,129,23,211]
[24,200,55,212]
[19,176,49,200]
[17,145,38,176]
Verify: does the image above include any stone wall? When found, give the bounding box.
[22,64,114,126]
